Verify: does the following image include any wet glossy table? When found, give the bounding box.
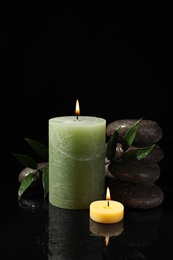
[1,141,173,260]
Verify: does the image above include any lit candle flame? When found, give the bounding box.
[106,187,111,200]
[75,99,80,120]
[106,187,111,207]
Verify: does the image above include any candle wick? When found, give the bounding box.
[76,115,79,120]
[107,200,109,207]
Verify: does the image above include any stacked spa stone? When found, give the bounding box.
[105,119,164,209]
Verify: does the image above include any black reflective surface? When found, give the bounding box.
[2,141,173,260]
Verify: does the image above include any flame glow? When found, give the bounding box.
[75,99,80,116]
[106,187,111,201]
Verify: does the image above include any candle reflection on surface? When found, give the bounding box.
[48,203,105,259]
[49,203,89,259]
[90,219,124,246]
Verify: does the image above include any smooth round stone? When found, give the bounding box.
[106,179,164,209]
[108,143,164,164]
[108,162,161,184]
[106,119,163,145]
[129,144,164,164]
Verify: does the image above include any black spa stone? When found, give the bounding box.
[108,162,161,184]
[106,119,162,145]
[106,179,164,209]
[110,143,164,164]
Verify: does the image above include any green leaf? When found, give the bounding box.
[18,172,36,201]
[106,127,120,161]
[122,118,142,152]
[12,153,38,169]
[24,138,48,161]
[122,144,155,162]
[42,165,49,198]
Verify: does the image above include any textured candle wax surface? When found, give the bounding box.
[90,201,124,223]
[49,116,106,209]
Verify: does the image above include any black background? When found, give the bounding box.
[1,3,173,259]
[1,2,173,182]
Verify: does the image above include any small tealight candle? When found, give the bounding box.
[90,187,124,224]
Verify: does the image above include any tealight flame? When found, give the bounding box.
[106,187,111,207]
[106,187,111,201]
[75,99,80,119]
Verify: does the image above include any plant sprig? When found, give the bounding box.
[14,119,155,201]
[13,138,49,201]
[106,118,155,163]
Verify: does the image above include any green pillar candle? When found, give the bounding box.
[49,116,106,209]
